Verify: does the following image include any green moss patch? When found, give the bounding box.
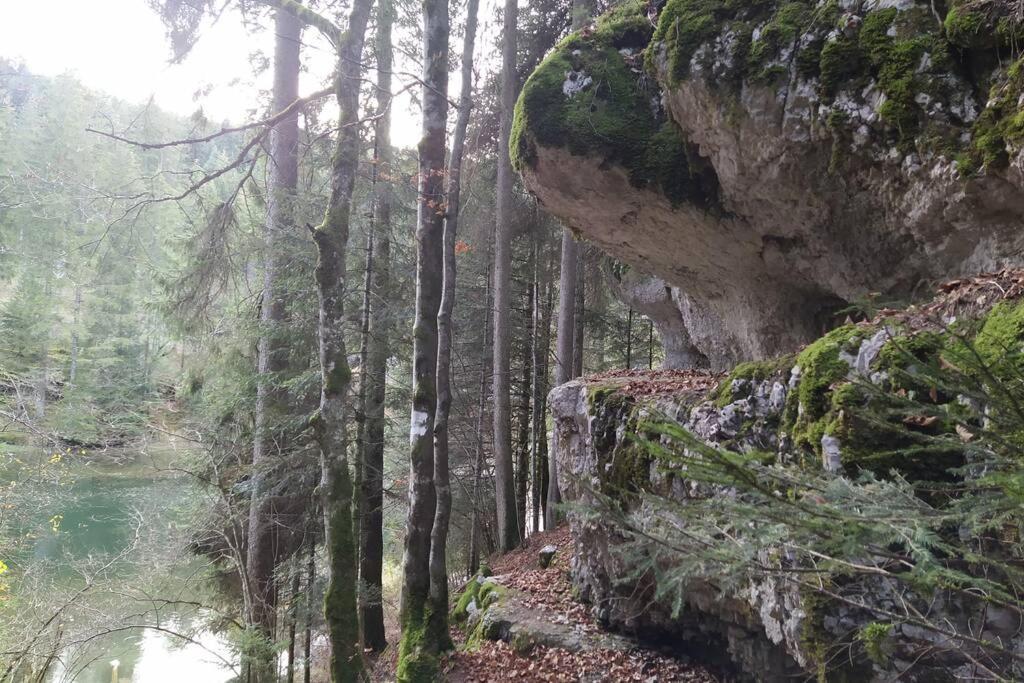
[643,0,1021,168]
[782,324,866,456]
[452,578,482,622]
[960,56,1024,172]
[714,354,795,406]
[510,0,720,207]
[945,0,1024,50]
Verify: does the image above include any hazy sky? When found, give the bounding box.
[0,0,424,148]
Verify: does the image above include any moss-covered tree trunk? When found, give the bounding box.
[247,8,301,677]
[264,1,373,680]
[358,0,393,653]
[397,0,449,674]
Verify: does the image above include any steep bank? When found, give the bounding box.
[513,0,1024,368]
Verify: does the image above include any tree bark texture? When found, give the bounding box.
[492,0,521,552]
[397,0,449,676]
[468,254,491,575]
[247,7,301,677]
[428,0,477,647]
[266,1,374,680]
[358,0,393,653]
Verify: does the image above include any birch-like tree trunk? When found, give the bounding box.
[397,0,449,674]
[247,8,300,674]
[492,0,521,552]
[265,1,374,680]
[358,0,393,652]
[429,0,478,641]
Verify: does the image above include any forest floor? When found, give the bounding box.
[443,525,717,681]
[369,525,717,682]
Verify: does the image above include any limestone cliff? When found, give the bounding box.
[514,0,1024,368]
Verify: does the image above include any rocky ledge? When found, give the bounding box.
[549,270,1024,681]
[514,0,1024,368]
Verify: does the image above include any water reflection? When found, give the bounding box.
[48,620,233,683]
[1,448,236,682]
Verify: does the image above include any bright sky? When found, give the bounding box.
[0,0,424,148]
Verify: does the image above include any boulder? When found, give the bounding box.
[514,0,1024,368]
[539,544,558,569]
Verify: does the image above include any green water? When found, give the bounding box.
[2,448,236,683]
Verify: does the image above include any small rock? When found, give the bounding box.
[821,434,842,472]
[539,544,558,569]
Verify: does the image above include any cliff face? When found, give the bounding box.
[514,0,1024,368]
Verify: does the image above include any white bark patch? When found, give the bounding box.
[409,410,429,444]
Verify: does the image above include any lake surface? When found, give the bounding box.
[1,445,236,682]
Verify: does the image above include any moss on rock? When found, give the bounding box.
[452,578,482,622]
[783,324,866,457]
[510,0,720,207]
[714,354,795,406]
[588,386,653,497]
[945,0,1024,50]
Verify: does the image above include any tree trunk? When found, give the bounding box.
[358,0,393,653]
[304,538,314,683]
[287,554,300,683]
[267,1,374,680]
[354,227,373,570]
[548,228,576,529]
[468,255,491,575]
[573,266,585,377]
[530,235,552,533]
[397,0,449,675]
[626,307,633,369]
[492,0,521,553]
[68,283,81,386]
[429,0,477,645]
[649,319,654,369]
[247,9,301,675]
[515,246,533,534]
